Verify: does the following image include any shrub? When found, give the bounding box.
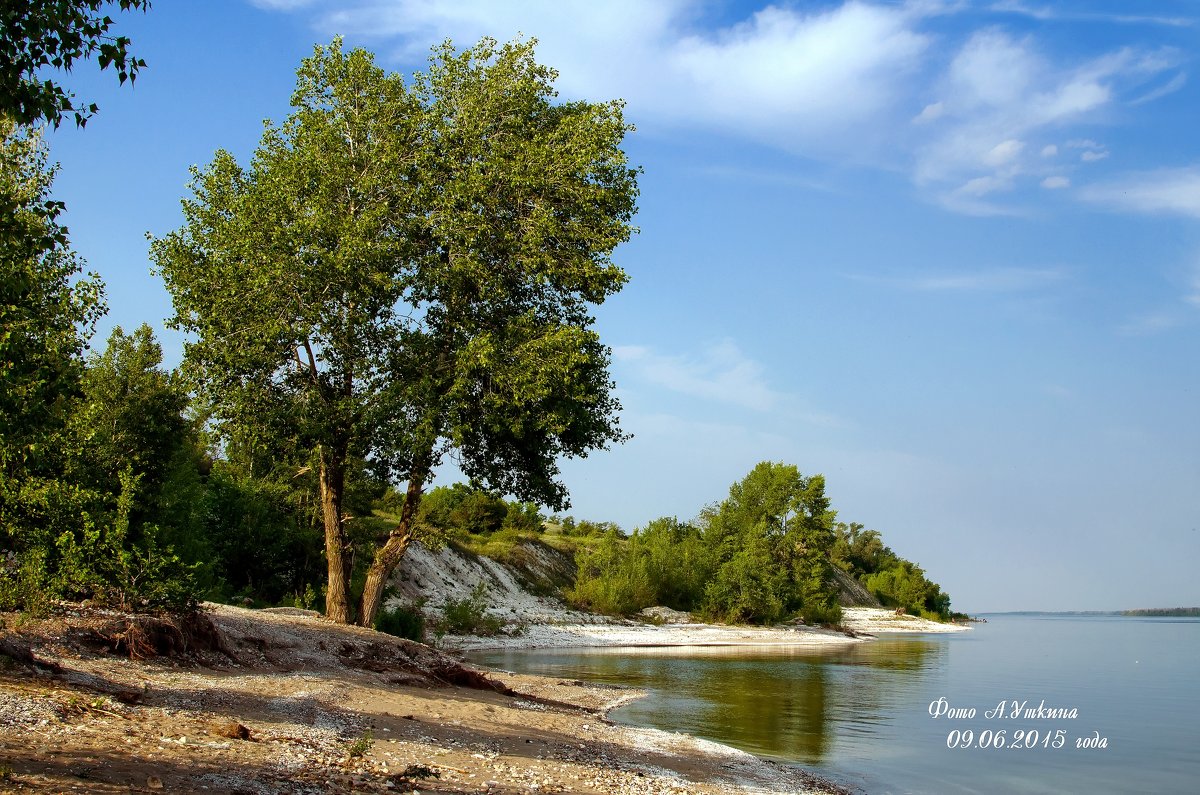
[375,601,426,642]
[436,583,503,636]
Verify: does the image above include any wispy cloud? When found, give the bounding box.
[851,266,1067,292]
[248,0,315,9]
[913,29,1177,210]
[989,2,1196,28]
[1118,310,1188,336]
[1186,259,1200,308]
[305,0,931,159]
[614,340,782,412]
[1130,71,1188,105]
[1081,167,1200,218]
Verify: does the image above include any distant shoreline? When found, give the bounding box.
[1122,607,1200,617]
[450,606,969,652]
[978,608,1200,617]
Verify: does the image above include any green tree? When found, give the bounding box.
[636,517,710,610]
[700,462,842,625]
[73,325,188,512]
[568,527,652,615]
[0,0,150,127]
[151,38,638,626]
[0,120,104,575]
[830,522,893,578]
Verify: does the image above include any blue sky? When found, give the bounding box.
[44,0,1200,612]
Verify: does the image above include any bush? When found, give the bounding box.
[375,601,426,642]
[566,528,654,616]
[799,601,843,627]
[435,583,503,636]
[0,548,53,616]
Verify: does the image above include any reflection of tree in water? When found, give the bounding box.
[690,658,832,762]
[479,638,947,765]
[837,636,943,672]
[629,640,945,764]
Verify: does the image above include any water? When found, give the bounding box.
[469,615,1200,793]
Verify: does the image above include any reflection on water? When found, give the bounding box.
[469,617,1200,794]
[473,638,944,764]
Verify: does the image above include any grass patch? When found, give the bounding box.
[346,730,374,758]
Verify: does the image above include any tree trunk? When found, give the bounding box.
[358,466,427,628]
[319,450,354,624]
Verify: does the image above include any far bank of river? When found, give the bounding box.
[470,613,1200,794]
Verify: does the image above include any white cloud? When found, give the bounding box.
[985,138,1025,166]
[306,0,928,158]
[1082,167,1200,218]
[852,266,1066,292]
[613,340,783,412]
[1118,311,1187,336]
[958,174,1012,197]
[913,29,1175,209]
[270,1,1182,214]
[1187,260,1200,308]
[914,101,945,123]
[635,2,931,152]
[989,2,1197,28]
[1041,175,1069,189]
[1068,138,1110,162]
[1131,71,1188,105]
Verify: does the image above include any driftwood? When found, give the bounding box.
[0,634,145,703]
[0,635,63,672]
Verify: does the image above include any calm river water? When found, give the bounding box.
[469,614,1200,793]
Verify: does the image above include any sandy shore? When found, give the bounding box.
[0,604,857,794]
[449,606,969,651]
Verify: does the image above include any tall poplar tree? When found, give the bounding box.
[151,38,638,625]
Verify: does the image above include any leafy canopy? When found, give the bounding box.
[0,119,104,546]
[153,37,637,508]
[151,37,639,623]
[0,1,150,127]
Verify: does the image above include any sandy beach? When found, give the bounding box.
[0,604,965,793]
[448,606,969,651]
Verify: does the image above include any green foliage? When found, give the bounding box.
[832,522,953,619]
[635,517,710,610]
[72,325,193,522]
[0,547,53,615]
[435,583,504,636]
[702,530,787,623]
[830,523,887,577]
[52,468,198,613]
[698,462,842,626]
[346,730,374,759]
[566,464,884,626]
[0,121,104,559]
[151,36,638,624]
[374,600,426,642]
[0,1,150,128]
[551,515,623,537]
[196,463,323,605]
[567,528,654,615]
[291,583,318,611]
[417,483,544,542]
